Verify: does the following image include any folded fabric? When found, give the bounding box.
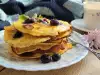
[0,0,24,15]
[0,9,7,21]
[0,0,83,24]
[25,0,74,22]
[16,0,40,6]
[0,21,10,30]
[57,0,83,18]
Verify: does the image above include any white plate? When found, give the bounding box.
[71,19,92,32]
[0,30,88,71]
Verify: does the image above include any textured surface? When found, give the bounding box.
[0,66,4,71]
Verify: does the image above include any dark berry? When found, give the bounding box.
[50,19,59,26]
[52,53,61,62]
[13,30,23,38]
[40,54,51,63]
[23,18,34,24]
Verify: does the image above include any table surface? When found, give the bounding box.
[0,29,100,75]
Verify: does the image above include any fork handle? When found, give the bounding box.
[78,43,100,60]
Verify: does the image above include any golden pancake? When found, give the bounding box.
[11,43,58,54]
[4,15,72,60]
[10,38,66,54]
[4,30,50,48]
[13,20,71,36]
[8,34,50,48]
[4,26,16,42]
[51,29,72,40]
[57,29,72,39]
[9,42,72,59]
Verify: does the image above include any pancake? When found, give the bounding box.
[4,25,71,48]
[9,38,67,54]
[51,29,72,40]
[9,42,72,59]
[4,26,50,47]
[13,19,71,36]
[4,15,72,60]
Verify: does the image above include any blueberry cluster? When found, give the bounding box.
[40,53,61,63]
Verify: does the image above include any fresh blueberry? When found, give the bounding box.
[52,53,61,62]
[13,30,23,38]
[50,19,59,26]
[23,18,34,24]
[40,54,51,63]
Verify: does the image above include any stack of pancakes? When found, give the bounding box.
[4,16,72,59]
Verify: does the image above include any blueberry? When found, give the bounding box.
[40,54,51,63]
[13,30,23,38]
[52,53,61,62]
[50,19,59,26]
[23,18,34,24]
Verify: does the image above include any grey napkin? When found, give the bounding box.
[0,9,7,21]
[63,0,83,18]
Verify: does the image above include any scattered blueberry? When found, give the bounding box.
[23,18,34,24]
[52,53,61,62]
[50,19,59,26]
[13,30,23,38]
[40,54,51,63]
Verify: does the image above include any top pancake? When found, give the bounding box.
[13,19,71,36]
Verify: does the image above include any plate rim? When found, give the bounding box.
[0,48,88,71]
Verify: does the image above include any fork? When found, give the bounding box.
[68,37,100,60]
